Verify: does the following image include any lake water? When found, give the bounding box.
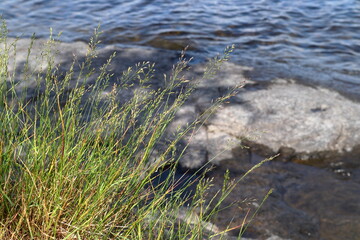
[1,0,360,92]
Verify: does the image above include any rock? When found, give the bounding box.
[4,38,180,99]
[277,146,296,162]
[169,105,199,132]
[139,49,360,170]
[205,159,360,240]
[175,78,360,168]
[179,126,208,169]
[206,126,241,164]
[182,60,360,161]
[204,81,360,163]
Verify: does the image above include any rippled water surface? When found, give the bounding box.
[1,0,360,87]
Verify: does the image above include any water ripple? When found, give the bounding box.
[1,0,359,86]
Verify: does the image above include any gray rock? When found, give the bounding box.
[206,127,241,164]
[179,126,208,169]
[210,82,360,154]
[190,81,360,167]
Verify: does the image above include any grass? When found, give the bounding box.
[0,21,270,239]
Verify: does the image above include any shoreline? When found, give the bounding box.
[4,37,360,239]
[8,37,360,102]
[5,37,360,163]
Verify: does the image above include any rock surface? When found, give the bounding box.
[175,68,360,168]
[205,156,360,240]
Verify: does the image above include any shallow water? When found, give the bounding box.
[1,0,360,89]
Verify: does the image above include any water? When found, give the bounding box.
[1,0,360,92]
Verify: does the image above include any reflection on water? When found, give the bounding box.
[1,0,359,86]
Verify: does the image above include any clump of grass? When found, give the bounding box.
[0,21,268,239]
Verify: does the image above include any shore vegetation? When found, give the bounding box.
[0,21,270,239]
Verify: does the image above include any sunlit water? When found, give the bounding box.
[1,0,359,90]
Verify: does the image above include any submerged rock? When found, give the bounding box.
[206,158,360,240]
